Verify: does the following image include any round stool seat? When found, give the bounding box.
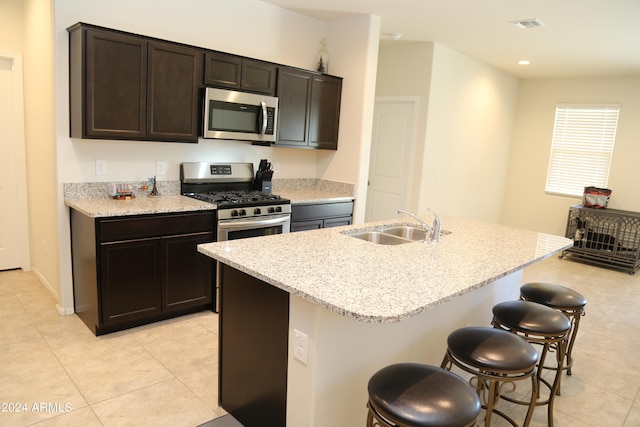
[447,327,538,373]
[367,363,481,427]
[519,282,587,384]
[520,282,587,310]
[492,300,572,427]
[492,300,571,336]
[441,327,539,426]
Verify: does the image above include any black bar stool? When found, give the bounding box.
[366,363,481,427]
[492,300,571,427]
[441,327,539,427]
[520,282,586,378]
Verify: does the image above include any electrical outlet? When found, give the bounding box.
[156,161,168,176]
[95,159,107,175]
[293,329,308,364]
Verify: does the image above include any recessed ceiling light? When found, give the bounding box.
[511,18,545,29]
[518,60,531,65]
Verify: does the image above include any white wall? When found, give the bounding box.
[53,0,379,311]
[422,44,519,222]
[0,0,24,51]
[375,42,520,223]
[316,14,381,223]
[0,0,58,301]
[375,42,434,210]
[24,0,58,302]
[502,76,640,236]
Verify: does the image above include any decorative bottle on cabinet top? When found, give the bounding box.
[317,35,329,73]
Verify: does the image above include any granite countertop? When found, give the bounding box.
[63,178,355,217]
[273,178,355,204]
[65,195,215,218]
[278,189,354,204]
[198,216,572,323]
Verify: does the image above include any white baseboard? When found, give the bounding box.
[31,266,75,315]
[56,304,75,315]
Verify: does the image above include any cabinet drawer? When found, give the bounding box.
[99,212,215,242]
[291,201,354,222]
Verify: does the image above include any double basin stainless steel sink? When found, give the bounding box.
[346,225,445,245]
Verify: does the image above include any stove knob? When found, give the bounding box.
[275,206,282,213]
[231,210,239,217]
[268,207,276,214]
[239,209,246,216]
[254,208,261,215]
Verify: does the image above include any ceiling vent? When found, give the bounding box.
[511,18,545,29]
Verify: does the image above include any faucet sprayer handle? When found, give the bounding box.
[425,208,441,242]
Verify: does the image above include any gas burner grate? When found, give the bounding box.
[186,190,287,208]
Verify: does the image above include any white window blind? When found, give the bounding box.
[545,104,619,197]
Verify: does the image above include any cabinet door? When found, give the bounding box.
[241,59,277,95]
[275,67,311,147]
[204,51,242,89]
[290,220,323,233]
[100,239,162,326]
[82,28,147,139]
[308,74,342,150]
[324,217,352,228]
[163,232,214,312]
[148,41,203,142]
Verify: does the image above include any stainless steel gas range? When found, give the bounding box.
[180,162,291,311]
[181,162,291,240]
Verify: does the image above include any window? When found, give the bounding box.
[545,104,620,197]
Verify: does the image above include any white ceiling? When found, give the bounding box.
[260,0,640,79]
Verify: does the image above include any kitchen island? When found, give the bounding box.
[198,216,572,427]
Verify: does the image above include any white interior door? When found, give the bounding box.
[0,55,25,270]
[365,98,418,222]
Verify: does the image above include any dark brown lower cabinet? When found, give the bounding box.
[219,264,289,427]
[290,200,354,232]
[71,209,215,335]
[100,238,163,326]
[163,232,215,311]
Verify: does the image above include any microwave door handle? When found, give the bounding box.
[259,101,268,135]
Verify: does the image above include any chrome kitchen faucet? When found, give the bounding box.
[398,209,442,243]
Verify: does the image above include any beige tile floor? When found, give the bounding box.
[1,254,640,426]
[0,269,224,427]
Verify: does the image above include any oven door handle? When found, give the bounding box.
[218,214,290,231]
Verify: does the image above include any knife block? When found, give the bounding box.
[253,173,272,193]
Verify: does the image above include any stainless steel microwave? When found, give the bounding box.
[203,87,278,142]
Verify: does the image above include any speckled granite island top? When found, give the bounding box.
[65,195,215,218]
[198,216,572,323]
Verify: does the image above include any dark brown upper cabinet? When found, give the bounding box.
[275,67,311,147]
[275,67,342,150]
[68,23,203,143]
[308,74,342,150]
[204,51,276,95]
